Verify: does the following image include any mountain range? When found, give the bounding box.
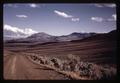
[4,25,116,44]
[4,29,97,43]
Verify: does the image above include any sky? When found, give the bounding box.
[4,3,116,36]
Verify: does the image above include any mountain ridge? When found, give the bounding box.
[4,31,97,43]
[4,29,116,44]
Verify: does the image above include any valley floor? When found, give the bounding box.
[3,33,117,80]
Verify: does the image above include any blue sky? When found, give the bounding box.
[4,3,116,36]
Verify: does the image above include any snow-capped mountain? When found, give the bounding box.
[4,24,37,40]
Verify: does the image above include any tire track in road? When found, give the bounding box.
[11,56,16,75]
[4,55,17,80]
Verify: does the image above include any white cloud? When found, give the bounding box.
[4,24,24,33]
[107,14,116,21]
[91,17,104,22]
[112,14,116,21]
[104,4,116,8]
[94,4,104,7]
[4,24,37,36]
[94,4,116,8]
[28,4,39,8]
[16,15,28,18]
[91,14,116,22]
[54,10,73,18]
[4,4,18,8]
[24,28,37,35]
[71,18,79,22]
[54,10,80,22]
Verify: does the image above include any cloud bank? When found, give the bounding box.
[4,24,37,36]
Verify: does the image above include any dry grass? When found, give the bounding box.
[23,53,116,80]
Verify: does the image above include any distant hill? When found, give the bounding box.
[70,30,116,42]
[56,32,96,42]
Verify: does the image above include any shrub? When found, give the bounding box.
[62,62,71,71]
[50,58,63,69]
[28,54,117,80]
[67,54,80,63]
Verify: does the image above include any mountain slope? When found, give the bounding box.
[26,32,57,43]
[56,32,96,42]
[70,30,116,42]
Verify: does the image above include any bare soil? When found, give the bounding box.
[4,33,117,80]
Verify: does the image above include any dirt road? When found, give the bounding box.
[4,54,68,80]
